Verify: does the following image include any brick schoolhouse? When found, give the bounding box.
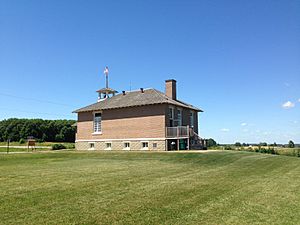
[74,72,205,151]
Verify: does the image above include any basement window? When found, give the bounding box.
[141,142,149,150]
[89,142,95,150]
[153,143,157,149]
[105,142,112,150]
[123,142,130,150]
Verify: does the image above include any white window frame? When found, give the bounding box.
[123,142,130,150]
[88,142,95,150]
[141,141,149,150]
[177,108,182,126]
[105,142,112,150]
[190,110,194,128]
[93,111,102,134]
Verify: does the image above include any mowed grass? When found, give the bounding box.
[0,142,72,147]
[0,147,50,152]
[0,151,299,225]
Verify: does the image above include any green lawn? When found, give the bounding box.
[0,147,50,152]
[0,151,299,225]
[0,141,74,147]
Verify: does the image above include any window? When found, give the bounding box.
[190,111,194,128]
[177,109,182,126]
[105,142,112,150]
[89,142,95,150]
[153,143,157,149]
[123,142,130,150]
[94,113,102,133]
[169,107,174,127]
[141,142,149,150]
[169,108,174,119]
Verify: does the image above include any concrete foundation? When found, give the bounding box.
[75,140,166,151]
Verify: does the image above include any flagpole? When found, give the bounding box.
[104,66,109,89]
[106,74,108,89]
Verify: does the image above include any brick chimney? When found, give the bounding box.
[165,79,177,100]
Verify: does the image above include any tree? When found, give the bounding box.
[206,138,217,147]
[55,134,64,142]
[288,140,295,148]
[259,142,268,146]
[0,118,76,142]
[235,142,242,147]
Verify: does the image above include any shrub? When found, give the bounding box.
[36,139,44,143]
[268,147,276,154]
[206,138,217,148]
[52,144,66,150]
[65,143,75,149]
[19,138,25,144]
[247,147,253,152]
[260,148,267,153]
[224,145,232,150]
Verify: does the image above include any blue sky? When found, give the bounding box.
[0,0,299,143]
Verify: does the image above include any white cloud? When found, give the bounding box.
[242,129,248,132]
[284,82,290,87]
[282,101,295,109]
[221,128,230,132]
[241,123,247,126]
[298,98,300,102]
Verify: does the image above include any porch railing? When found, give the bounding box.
[166,126,190,138]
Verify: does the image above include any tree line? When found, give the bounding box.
[205,139,297,149]
[0,118,76,143]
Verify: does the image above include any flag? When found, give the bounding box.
[104,66,109,75]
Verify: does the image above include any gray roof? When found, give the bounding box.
[96,87,118,93]
[73,88,203,113]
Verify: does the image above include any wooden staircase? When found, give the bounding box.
[189,130,206,150]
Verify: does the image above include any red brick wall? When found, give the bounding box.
[76,104,199,141]
[76,104,166,140]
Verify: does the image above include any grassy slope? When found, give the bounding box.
[0,151,299,225]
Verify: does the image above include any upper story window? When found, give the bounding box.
[169,107,174,119]
[94,112,102,133]
[177,109,182,126]
[190,111,194,128]
[169,107,174,127]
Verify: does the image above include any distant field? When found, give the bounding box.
[275,147,300,156]
[212,146,300,158]
[0,151,299,225]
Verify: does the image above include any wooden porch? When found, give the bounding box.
[165,126,206,150]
